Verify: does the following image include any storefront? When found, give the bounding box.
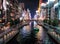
[43,0,59,26]
[0,0,20,43]
[0,0,2,21]
[58,0,60,20]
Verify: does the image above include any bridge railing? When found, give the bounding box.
[0,23,20,44]
[40,22,60,44]
[44,23,60,34]
[0,22,29,44]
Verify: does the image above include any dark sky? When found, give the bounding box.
[18,0,48,18]
[19,0,39,9]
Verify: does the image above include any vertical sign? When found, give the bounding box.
[0,0,2,18]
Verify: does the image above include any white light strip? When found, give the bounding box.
[48,0,55,2]
[41,3,46,7]
[6,1,9,5]
[3,0,7,11]
[54,3,58,8]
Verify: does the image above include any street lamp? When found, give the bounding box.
[6,1,9,5]
[36,10,40,16]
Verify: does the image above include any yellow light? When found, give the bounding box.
[38,0,42,13]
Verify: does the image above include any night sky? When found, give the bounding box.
[18,0,48,18]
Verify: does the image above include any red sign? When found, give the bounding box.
[40,0,42,4]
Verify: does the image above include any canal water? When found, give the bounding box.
[7,22,56,44]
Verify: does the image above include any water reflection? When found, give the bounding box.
[19,24,56,44]
[20,25,31,38]
[7,22,56,44]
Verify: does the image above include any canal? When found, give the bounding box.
[7,22,56,44]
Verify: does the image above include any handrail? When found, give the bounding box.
[47,32,60,44]
[0,23,29,44]
[38,22,60,44]
[43,23,60,34]
[44,23,57,29]
[0,23,29,38]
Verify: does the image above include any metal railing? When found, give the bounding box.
[0,22,30,44]
[40,23,60,44]
[0,23,21,44]
[44,23,60,34]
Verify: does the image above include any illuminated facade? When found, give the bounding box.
[58,0,60,20]
[0,0,20,44]
[0,0,2,19]
[38,0,42,13]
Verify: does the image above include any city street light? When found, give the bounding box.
[6,1,9,5]
[36,10,39,15]
[36,10,39,13]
